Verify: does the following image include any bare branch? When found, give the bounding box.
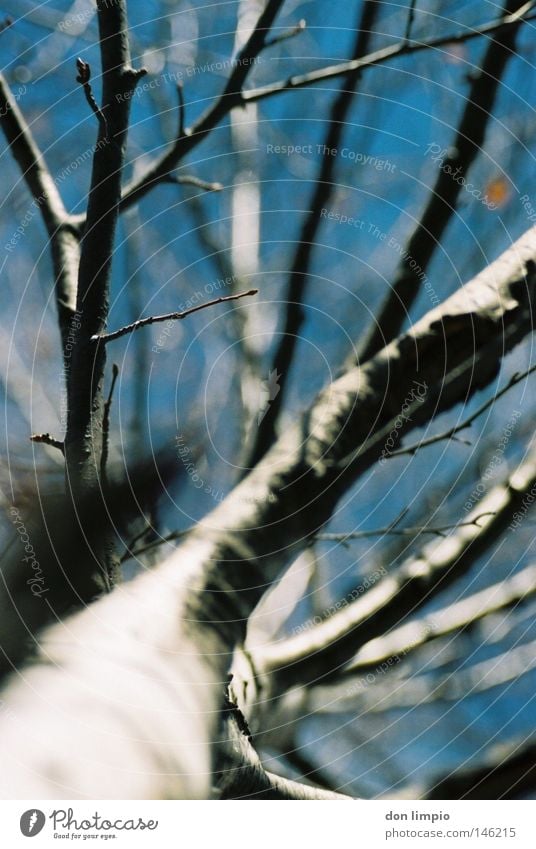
[162,174,223,192]
[263,19,306,50]
[94,288,258,344]
[0,78,69,234]
[404,0,418,43]
[357,0,528,360]
[351,636,536,716]
[29,433,65,454]
[344,562,536,676]
[1,227,535,796]
[65,0,146,589]
[242,0,380,469]
[0,73,79,339]
[101,363,119,479]
[390,363,536,459]
[176,80,185,138]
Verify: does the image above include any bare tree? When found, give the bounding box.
[1,0,536,800]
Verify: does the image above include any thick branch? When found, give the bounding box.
[330,636,536,716]
[29,433,65,454]
[0,227,535,797]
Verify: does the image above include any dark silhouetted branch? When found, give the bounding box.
[404,1,418,43]
[68,3,534,229]
[118,0,287,210]
[176,80,185,138]
[0,226,535,796]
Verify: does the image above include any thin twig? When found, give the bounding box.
[316,512,495,543]
[30,433,65,454]
[0,65,79,344]
[94,288,258,344]
[101,363,119,479]
[390,364,536,459]
[404,0,418,43]
[76,58,108,137]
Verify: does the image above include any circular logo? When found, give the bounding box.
[20,810,46,837]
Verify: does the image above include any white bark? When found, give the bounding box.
[0,227,535,798]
